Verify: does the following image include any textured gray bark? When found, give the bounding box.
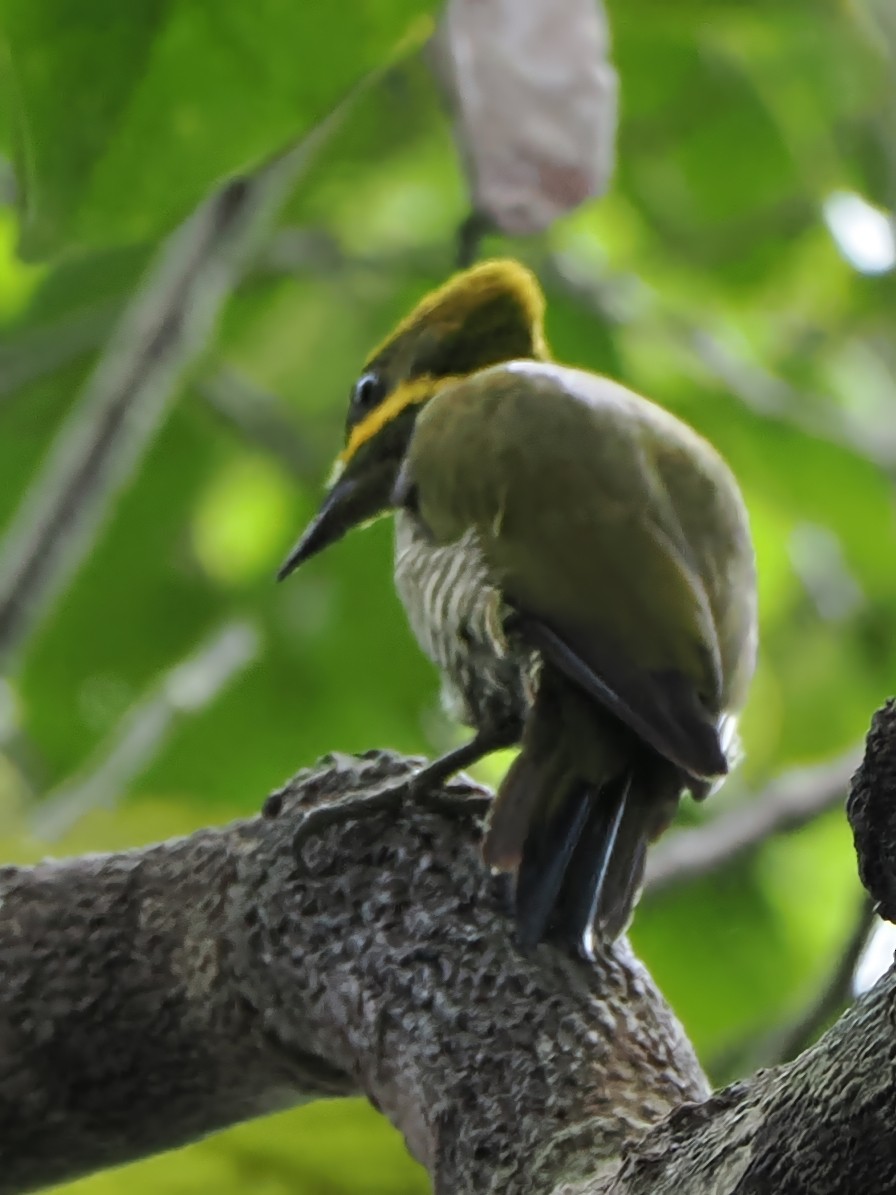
[0,712,893,1195]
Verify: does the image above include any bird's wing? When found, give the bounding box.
[493,449,730,780]
[406,363,734,778]
[509,608,727,779]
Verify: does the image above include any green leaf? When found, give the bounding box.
[2,0,435,258]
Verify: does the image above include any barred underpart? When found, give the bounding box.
[393,512,537,738]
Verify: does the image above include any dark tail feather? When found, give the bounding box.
[561,754,686,947]
[550,772,635,949]
[513,770,645,953]
[484,668,688,953]
[554,772,648,949]
[484,720,573,872]
[513,770,593,950]
[511,756,683,953]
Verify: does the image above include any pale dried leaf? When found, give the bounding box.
[430,0,618,235]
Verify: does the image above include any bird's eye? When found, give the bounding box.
[350,371,386,421]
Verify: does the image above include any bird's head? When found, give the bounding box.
[277,259,548,578]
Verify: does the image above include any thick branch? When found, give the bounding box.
[847,699,896,922]
[0,796,352,1195]
[3,703,896,1195]
[0,751,706,1195]
[596,964,896,1194]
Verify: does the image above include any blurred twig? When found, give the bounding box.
[542,252,896,474]
[260,237,896,475]
[32,620,261,842]
[0,225,437,401]
[770,894,877,1063]
[196,365,325,482]
[456,211,491,267]
[258,224,451,281]
[0,157,17,206]
[0,113,349,667]
[0,301,122,398]
[644,746,863,894]
[709,894,877,1084]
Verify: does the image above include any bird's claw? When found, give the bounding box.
[291,779,409,859]
[291,768,491,861]
[411,774,491,817]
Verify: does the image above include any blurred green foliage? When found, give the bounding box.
[1,1,894,1192]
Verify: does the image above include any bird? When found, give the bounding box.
[278,259,757,954]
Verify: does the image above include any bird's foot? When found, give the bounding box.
[291,781,409,858]
[291,765,491,861]
[408,772,492,818]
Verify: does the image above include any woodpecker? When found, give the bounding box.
[278,260,757,952]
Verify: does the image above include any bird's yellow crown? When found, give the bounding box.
[363,259,547,368]
[340,260,548,467]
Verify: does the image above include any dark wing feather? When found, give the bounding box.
[513,611,727,780]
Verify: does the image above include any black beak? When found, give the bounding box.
[277,451,401,581]
[277,476,362,580]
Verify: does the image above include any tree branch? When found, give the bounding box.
[0,751,706,1195]
[2,703,895,1195]
[644,746,862,894]
[591,703,896,1194]
[598,964,896,1194]
[847,699,896,921]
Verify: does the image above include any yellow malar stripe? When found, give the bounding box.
[340,374,463,466]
